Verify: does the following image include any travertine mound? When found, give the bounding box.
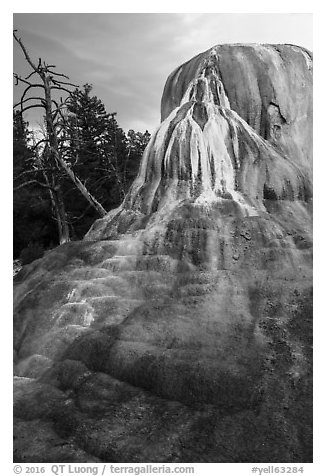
[14,44,312,463]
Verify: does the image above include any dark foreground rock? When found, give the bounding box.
[13,44,312,462]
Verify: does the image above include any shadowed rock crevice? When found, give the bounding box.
[14,43,312,463]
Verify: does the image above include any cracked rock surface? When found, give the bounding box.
[14,44,312,463]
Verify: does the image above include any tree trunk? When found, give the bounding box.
[41,166,70,245]
[52,148,107,217]
[55,187,70,245]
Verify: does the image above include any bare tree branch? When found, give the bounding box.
[18,104,47,114]
[13,30,39,72]
[29,138,49,151]
[20,84,43,104]
[47,69,70,79]
[25,70,38,81]
[14,167,57,181]
[13,74,44,88]
[51,99,71,122]
[13,96,45,109]
[14,180,55,191]
[50,146,107,217]
[51,78,78,88]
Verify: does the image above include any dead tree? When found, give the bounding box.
[13,30,107,244]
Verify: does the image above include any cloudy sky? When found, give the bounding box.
[13,13,312,134]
